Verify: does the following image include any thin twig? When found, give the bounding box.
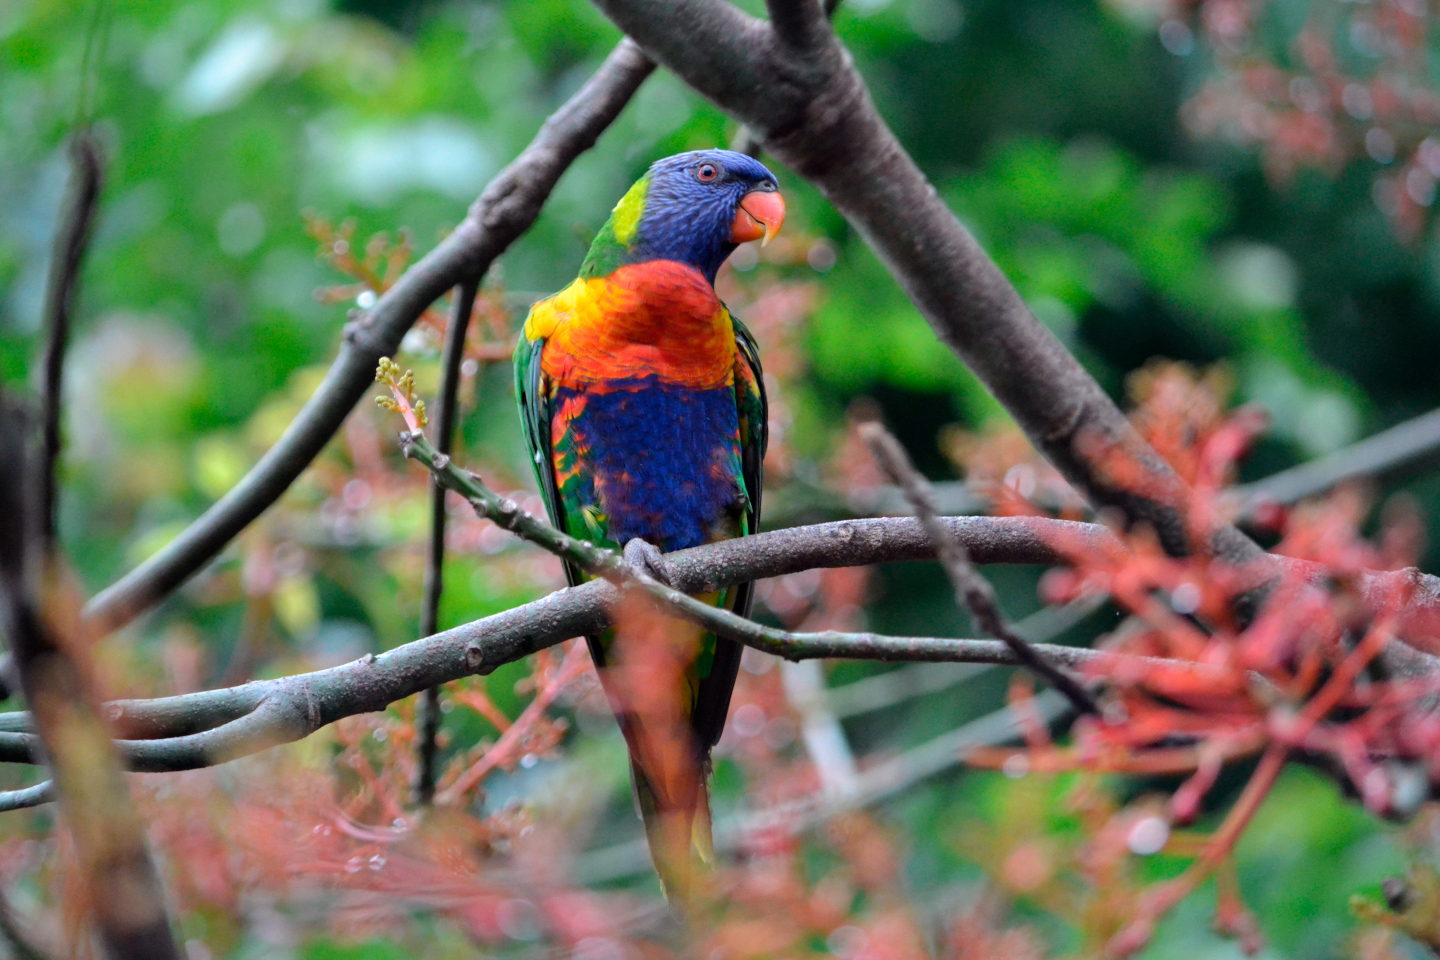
[81,40,655,634]
[413,279,480,806]
[1230,405,1440,520]
[822,594,1105,718]
[859,421,1100,715]
[40,131,103,547]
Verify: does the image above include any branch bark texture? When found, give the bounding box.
[586,0,1260,567]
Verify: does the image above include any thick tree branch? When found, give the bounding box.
[585,0,1261,569]
[0,399,181,959]
[81,40,655,634]
[764,0,829,50]
[414,279,480,805]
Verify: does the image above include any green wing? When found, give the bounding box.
[690,314,769,751]
[515,330,583,591]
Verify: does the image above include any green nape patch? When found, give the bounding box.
[580,176,649,279]
[611,176,648,247]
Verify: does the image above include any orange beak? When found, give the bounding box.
[730,189,786,246]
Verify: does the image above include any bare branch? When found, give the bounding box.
[823,595,1105,719]
[393,429,1127,684]
[765,0,829,49]
[0,511,1120,792]
[0,397,181,959]
[414,278,480,805]
[40,130,102,547]
[81,40,655,634]
[586,0,1261,569]
[3,412,1434,813]
[1231,405,1440,520]
[861,421,1100,714]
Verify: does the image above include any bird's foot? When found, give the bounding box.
[623,538,676,588]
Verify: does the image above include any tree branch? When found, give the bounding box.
[392,430,1127,684]
[0,486,1430,813]
[764,0,829,50]
[81,40,655,634]
[413,279,480,805]
[40,130,102,548]
[585,0,1261,570]
[1230,405,1440,521]
[0,512,1113,791]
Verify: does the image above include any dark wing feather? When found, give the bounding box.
[514,332,583,591]
[690,314,768,752]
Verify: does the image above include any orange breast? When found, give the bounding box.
[527,262,736,391]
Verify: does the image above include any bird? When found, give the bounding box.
[514,149,783,902]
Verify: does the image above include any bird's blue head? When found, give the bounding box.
[581,149,785,284]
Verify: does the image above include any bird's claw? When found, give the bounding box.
[623,538,676,588]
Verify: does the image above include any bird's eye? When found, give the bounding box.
[696,163,720,182]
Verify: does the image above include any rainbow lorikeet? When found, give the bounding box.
[514,149,784,898]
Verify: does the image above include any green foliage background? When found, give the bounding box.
[4,0,1440,956]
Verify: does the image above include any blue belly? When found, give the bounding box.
[558,379,741,552]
